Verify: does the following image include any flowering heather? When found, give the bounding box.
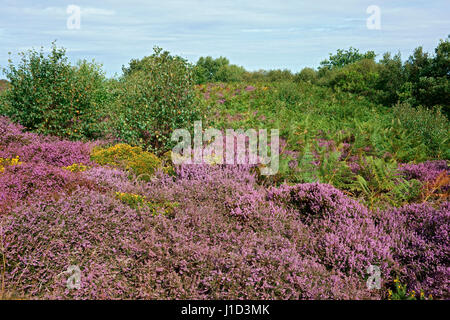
[0,117,96,167]
[378,202,450,299]
[0,117,448,300]
[399,160,449,183]
[1,170,374,299]
[268,183,395,278]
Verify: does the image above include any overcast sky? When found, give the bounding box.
[0,0,449,77]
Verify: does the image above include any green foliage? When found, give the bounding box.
[1,43,109,139]
[320,59,380,97]
[392,103,450,160]
[319,47,376,71]
[0,79,9,92]
[403,38,450,113]
[316,38,449,116]
[112,47,199,153]
[294,143,354,189]
[351,156,422,208]
[214,64,245,83]
[388,279,432,300]
[194,56,246,84]
[275,81,303,107]
[91,143,162,178]
[375,52,406,106]
[353,116,429,163]
[294,68,318,83]
[265,69,294,82]
[115,192,179,217]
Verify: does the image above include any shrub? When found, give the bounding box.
[319,47,376,71]
[403,38,450,114]
[113,47,199,152]
[91,143,161,178]
[62,163,89,173]
[392,103,450,159]
[375,52,406,106]
[267,183,395,279]
[1,43,109,140]
[266,69,294,82]
[115,192,179,216]
[192,56,230,84]
[379,202,450,298]
[323,59,380,97]
[214,64,245,82]
[294,68,318,83]
[275,81,303,106]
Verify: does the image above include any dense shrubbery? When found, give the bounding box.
[317,38,450,115]
[112,47,199,153]
[0,40,449,300]
[0,119,447,299]
[91,143,161,178]
[195,37,449,116]
[0,44,110,140]
[318,47,377,71]
[194,56,245,84]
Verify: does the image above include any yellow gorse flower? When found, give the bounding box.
[0,156,22,173]
[62,163,89,173]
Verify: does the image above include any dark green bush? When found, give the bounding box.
[321,59,380,97]
[375,52,406,106]
[112,47,199,153]
[402,39,450,114]
[1,43,109,139]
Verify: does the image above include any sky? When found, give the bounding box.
[0,0,449,77]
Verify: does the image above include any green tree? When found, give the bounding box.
[1,43,109,139]
[113,47,199,153]
[319,47,376,71]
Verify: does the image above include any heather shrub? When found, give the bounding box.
[1,44,109,140]
[112,47,199,152]
[379,202,450,299]
[1,173,373,299]
[0,117,96,168]
[90,143,161,178]
[399,160,448,183]
[0,162,91,210]
[268,183,395,279]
